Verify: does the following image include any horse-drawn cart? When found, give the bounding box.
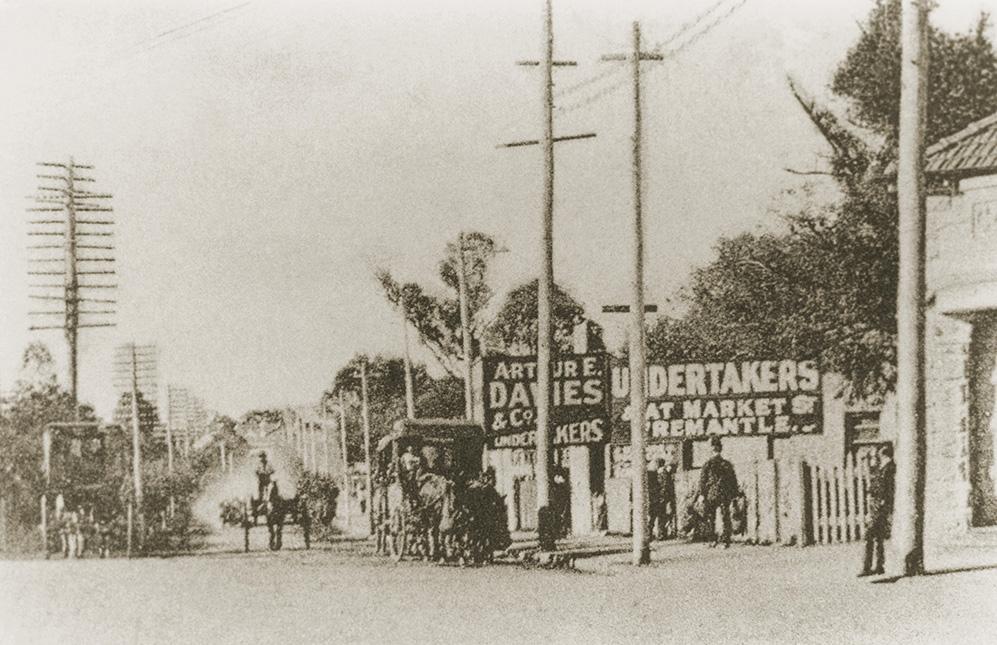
[373,419,510,564]
[240,482,311,552]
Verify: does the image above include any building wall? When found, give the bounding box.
[922,175,997,567]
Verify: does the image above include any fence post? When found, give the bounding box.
[0,496,6,552]
[848,462,857,541]
[798,461,810,546]
[827,466,841,543]
[747,462,757,543]
[856,456,868,540]
[772,459,781,543]
[40,494,48,557]
[811,466,820,544]
[835,464,846,542]
[126,503,133,558]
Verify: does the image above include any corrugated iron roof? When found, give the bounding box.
[925,111,997,177]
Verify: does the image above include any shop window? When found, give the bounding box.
[845,412,889,466]
[968,313,997,527]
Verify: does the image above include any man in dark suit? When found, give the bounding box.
[698,436,739,548]
[860,444,896,576]
[646,459,662,540]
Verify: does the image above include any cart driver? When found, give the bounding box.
[255,452,275,502]
[400,446,420,474]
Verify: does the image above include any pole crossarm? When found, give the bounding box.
[600,53,665,62]
[497,132,596,148]
[516,59,577,66]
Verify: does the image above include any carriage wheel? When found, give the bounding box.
[388,511,407,562]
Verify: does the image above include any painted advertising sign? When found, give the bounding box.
[611,359,822,440]
[483,353,610,448]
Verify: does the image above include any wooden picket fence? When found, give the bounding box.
[804,454,872,545]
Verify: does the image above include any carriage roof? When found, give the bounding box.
[375,418,484,454]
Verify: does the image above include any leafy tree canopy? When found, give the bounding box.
[322,354,458,461]
[485,279,603,355]
[376,231,500,377]
[649,2,997,398]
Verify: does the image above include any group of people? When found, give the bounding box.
[258,435,897,575]
[51,495,116,558]
[646,457,677,541]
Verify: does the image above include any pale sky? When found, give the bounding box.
[1,0,992,418]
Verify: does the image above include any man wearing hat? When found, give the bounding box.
[698,436,739,548]
[859,443,895,576]
[255,451,275,503]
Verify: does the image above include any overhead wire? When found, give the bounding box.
[554,0,751,115]
[551,0,736,104]
[10,2,254,120]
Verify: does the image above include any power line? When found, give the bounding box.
[151,2,252,42]
[10,3,255,122]
[554,0,751,115]
[552,0,738,102]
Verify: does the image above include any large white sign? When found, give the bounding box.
[611,359,822,439]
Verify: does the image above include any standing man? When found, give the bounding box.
[658,460,676,539]
[646,459,662,540]
[255,452,275,504]
[698,436,739,548]
[860,444,896,577]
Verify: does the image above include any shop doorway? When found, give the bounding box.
[969,313,997,527]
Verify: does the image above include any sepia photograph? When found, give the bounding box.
[2,0,997,643]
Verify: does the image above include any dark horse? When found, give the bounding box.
[254,481,310,551]
[261,480,286,550]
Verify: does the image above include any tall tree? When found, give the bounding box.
[649,3,997,398]
[322,354,452,461]
[830,0,997,145]
[376,231,500,377]
[1,343,99,540]
[485,279,603,355]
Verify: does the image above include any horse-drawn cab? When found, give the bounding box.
[373,419,509,564]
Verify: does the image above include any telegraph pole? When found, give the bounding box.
[114,343,155,547]
[338,390,350,527]
[892,0,929,578]
[457,232,474,421]
[499,0,595,547]
[28,158,116,418]
[401,298,417,420]
[359,359,374,535]
[600,21,663,566]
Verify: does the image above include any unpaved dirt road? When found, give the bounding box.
[2,526,996,644]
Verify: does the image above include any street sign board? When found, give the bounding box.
[610,359,823,441]
[483,352,611,448]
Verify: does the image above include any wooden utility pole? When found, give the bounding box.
[338,390,350,527]
[28,158,116,419]
[165,416,174,474]
[360,359,374,535]
[457,232,475,421]
[601,21,663,566]
[401,299,417,420]
[130,349,143,505]
[602,22,663,565]
[115,345,156,504]
[892,0,929,578]
[499,0,595,546]
[309,422,318,473]
[117,343,155,547]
